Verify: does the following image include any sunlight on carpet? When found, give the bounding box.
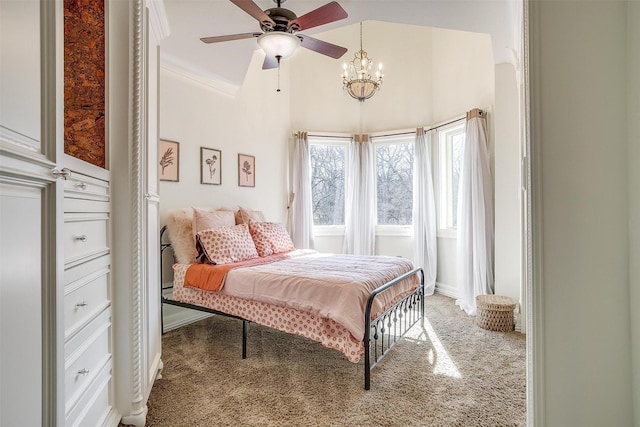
[405,318,462,379]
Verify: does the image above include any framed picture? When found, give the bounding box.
[200,147,222,185]
[238,153,255,187]
[159,139,179,182]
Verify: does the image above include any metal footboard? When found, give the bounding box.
[363,267,425,390]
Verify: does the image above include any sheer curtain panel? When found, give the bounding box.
[292,131,315,249]
[456,109,494,315]
[413,128,437,295]
[344,134,376,255]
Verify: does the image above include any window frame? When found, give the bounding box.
[371,133,415,233]
[308,135,351,233]
[435,121,466,238]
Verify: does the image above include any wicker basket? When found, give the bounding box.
[475,295,516,332]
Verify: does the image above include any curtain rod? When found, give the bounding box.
[293,110,479,140]
[370,116,466,139]
[292,132,352,140]
[425,116,466,132]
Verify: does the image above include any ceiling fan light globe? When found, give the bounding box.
[257,32,300,59]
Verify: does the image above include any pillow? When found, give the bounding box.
[165,208,197,264]
[235,206,265,225]
[196,224,259,265]
[192,207,235,235]
[248,221,295,257]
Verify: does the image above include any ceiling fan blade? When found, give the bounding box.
[230,0,275,26]
[288,1,347,31]
[262,55,279,70]
[299,35,347,59]
[200,32,261,44]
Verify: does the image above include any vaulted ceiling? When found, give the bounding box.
[160,0,521,89]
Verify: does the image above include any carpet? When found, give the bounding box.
[145,294,525,426]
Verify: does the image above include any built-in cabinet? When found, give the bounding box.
[63,156,115,426]
[1,0,165,425]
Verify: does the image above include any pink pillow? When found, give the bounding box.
[192,207,235,235]
[235,206,265,225]
[196,224,259,265]
[248,222,295,257]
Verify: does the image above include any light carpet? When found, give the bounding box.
[144,294,525,426]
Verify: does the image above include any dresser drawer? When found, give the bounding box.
[64,269,110,339]
[64,172,109,201]
[65,319,110,412]
[65,354,112,427]
[64,197,110,214]
[63,254,110,288]
[64,213,109,266]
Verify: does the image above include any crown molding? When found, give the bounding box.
[160,54,240,98]
[146,0,170,41]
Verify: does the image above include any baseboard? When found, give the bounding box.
[434,282,458,299]
[102,408,121,427]
[162,307,212,333]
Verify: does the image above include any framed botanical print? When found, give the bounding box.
[201,147,222,185]
[238,153,255,187]
[159,139,179,182]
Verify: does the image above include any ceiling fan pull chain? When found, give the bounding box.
[276,55,282,92]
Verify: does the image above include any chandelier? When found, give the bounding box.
[341,22,384,102]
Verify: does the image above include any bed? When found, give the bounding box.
[160,207,424,389]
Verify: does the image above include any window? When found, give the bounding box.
[309,138,348,227]
[437,123,465,232]
[372,135,414,226]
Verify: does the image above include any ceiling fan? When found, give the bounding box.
[200,0,349,70]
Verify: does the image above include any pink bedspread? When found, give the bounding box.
[183,250,419,342]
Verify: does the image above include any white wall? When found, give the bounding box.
[159,51,292,226]
[430,28,495,124]
[494,63,521,304]
[628,1,640,424]
[530,1,633,425]
[291,21,435,133]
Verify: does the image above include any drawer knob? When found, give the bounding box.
[52,167,71,180]
[75,301,88,308]
[77,368,90,376]
[74,235,88,242]
[76,182,87,190]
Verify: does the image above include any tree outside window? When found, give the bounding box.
[310,143,346,226]
[374,140,414,225]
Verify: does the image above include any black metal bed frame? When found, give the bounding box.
[160,225,424,390]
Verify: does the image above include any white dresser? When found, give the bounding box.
[62,156,116,427]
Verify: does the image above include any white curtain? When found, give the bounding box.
[456,110,494,315]
[292,131,314,249]
[344,134,376,255]
[413,128,437,295]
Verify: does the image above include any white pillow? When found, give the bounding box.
[234,206,266,224]
[192,207,235,235]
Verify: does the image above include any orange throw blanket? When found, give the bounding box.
[184,253,288,292]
